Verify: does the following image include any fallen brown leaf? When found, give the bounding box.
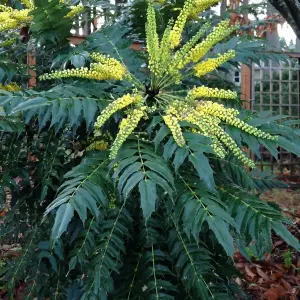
[274,240,284,247]
[256,267,269,281]
[281,278,292,292]
[264,285,286,300]
[245,265,256,279]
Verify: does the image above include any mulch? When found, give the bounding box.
[234,188,300,299]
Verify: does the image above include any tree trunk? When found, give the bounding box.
[268,0,300,40]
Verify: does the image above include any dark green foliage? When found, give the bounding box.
[30,0,74,47]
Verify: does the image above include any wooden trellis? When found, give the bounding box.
[242,55,300,182]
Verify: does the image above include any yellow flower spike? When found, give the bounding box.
[190,0,221,18]
[213,126,256,168]
[90,53,113,63]
[90,53,126,75]
[0,7,32,33]
[146,2,160,75]
[39,54,126,82]
[171,103,256,167]
[0,82,21,92]
[65,5,84,18]
[168,0,194,49]
[20,0,34,9]
[193,126,226,158]
[163,114,186,147]
[168,0,219,49]
[10,9,31,22]
[158,20,173,71]
[196,101,277,141]
[0,20,19,32]
[193,50,235,77]
[109,107,147,159]
[95,94,143,129]
[0,39,16,48]
[171,22,211,71]
[0,5,13,12]
[188,86,237,100]
[91,63,126,80]
[211,135,227,158]
[87,140,109,151]
[0,12,10,22]
[185,20,235,65]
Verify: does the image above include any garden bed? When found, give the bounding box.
[234,189,300,299]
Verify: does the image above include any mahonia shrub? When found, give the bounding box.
[1,0,300,299]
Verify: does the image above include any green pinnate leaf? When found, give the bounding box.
[272,222,300,250]
[206,216,235,257]
[51,203,74,240]
[189,152,215,191]
[139,180,157,219]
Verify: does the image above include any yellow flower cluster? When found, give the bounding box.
[0,7,32,32]
[0,5,13,12]
[90,53,126,79]
[110,107,147,159]
[146,3,160,75]
[213,126,256,167]
[0,38,16,48]
[190,116,237,161]
[168,0,219,49]
[188,86,237,100]
[168,0,194,49]
[158,21,173,72]
[171,22,210,69]
[40,53,126,82]
[20,0,34,9]
[190,0,220,19]
[0,82,20,91]
[163,114,186,146]
[210,135,227,158]
[90,62,126,80]
[196,101,277,140]
[87,140,109,151]
[0,8,31,33]
[191,126,227,158]
[95,94,143,129]
[65,5,84,19]
[185,20,235,65]
[0,1,84,34]
[194,50,235,77]
[164,100,260,167]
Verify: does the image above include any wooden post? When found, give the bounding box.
[27,43,36,88]
[68,35,86,46]
[240,63,253,168]
[240,64,252,109]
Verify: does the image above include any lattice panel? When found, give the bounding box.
[251,58,300,178]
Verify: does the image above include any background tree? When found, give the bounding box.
[268,0,300,40]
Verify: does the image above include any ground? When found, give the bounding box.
[234,189,300,299]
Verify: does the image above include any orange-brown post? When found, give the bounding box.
[27,44,36,88]
[240,63,253,166]
[68,35,86,46]
[129,41,144,51]
[240,64,252,109]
